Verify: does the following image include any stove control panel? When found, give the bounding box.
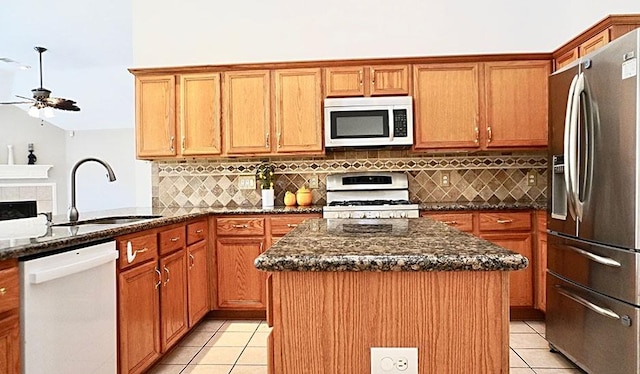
[323,210,419,219]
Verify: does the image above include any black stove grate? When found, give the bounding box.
[328,199,412,207]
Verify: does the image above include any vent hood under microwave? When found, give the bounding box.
[324,96,414,148]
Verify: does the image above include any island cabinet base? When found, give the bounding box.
[269,271,510,374]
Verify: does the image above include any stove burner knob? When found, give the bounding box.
[399,212,407,218]
[352,212,365,219]
[338,212,351,219]
[366,212,380,219]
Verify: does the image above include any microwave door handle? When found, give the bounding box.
[570,72,585,221]
[564,73,579,220]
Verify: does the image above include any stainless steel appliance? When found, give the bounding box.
[322,172,419,219]
[324,96,413,148]
[547,29,640,374]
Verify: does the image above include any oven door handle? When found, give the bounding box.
[564,245,621,267]
[555,285,620,320]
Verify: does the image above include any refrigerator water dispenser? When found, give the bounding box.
[551,155,567,220]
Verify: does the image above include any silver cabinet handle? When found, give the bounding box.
[277,132,282,149]
[442,221,458,225]
[555,285,620,320]
[487,126,492,143]
[169,136,175,152]
[181,136,185,151]
[286,223,298,228]
[232,224,249,229]
[496,219,513,224]
[163,266,170,286]
[259,242,264,252]
[195,229,204,234]
[170,237,180,242]
[126,241,149,264]
[565,245,621,267]
[155,268,162,289]
[265,133,270,148]
[359,70,363,86]
[370,68,375,85]
[189,253,195,269]
[474,126,479,144]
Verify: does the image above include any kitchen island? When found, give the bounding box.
[255,218,528,374]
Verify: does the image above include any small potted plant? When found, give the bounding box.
[255,162,275,208]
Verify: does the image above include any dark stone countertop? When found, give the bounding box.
[0,205,323,261]
[254,218,528,272]
[418,200,547,211]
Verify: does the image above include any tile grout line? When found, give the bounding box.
[178,320,227,374]
[228,324,262,372]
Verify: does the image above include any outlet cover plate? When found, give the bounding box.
[308,174,319,189]
[238,175,256,190]
[371,347,418,374]
[440,171,450,187]
[527,171,537,186]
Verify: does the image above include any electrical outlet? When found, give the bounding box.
[237,175,256,190]
[308,174,319,189]
[440,171,450,187]
[527,171,537,186]
[371,347,418,374]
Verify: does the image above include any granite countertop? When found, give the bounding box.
[0,205,323,261]
[254,218,529,272]
[419,200,547,211]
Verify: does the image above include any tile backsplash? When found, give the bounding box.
[153,150,547,208]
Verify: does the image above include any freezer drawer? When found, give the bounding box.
[547,272,639,374]
[547,233,640,306]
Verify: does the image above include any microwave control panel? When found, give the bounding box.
[393,109,408,137]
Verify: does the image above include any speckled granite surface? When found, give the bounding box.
[418,200,547,211]
[254,218,529,272]
[0,205,323,261]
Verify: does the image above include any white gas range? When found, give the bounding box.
[322,172,419,219]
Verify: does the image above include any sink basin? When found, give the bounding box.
[52,215,162,227]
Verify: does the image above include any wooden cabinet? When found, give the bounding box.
[554,48,578,70]
[421,211,474,233]
[413,60,549,150]
[186,220,209,326]
[215,216,267,310]
[269,214,321,245]
[0,260,19,374]
[159,248,188,351]
[135,75,176,158]
[273,69,323,154]
[579,29,610,57]
[413,63,480,149]
[324,65,409,97]
[223,70,272,154]
[484,61,549,148]
[135,73,221,159]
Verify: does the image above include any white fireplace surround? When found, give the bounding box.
[0,183,57,215]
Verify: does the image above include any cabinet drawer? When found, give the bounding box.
[187,220,207,245]
[479,212,532,232]
[424,212,474,232]
[217,217,265,236]
[270,214,319,236]
[118,232,158,269]
[0,266,18,314]
[159,226,186,255]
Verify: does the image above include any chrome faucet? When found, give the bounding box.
[68,158,117,222]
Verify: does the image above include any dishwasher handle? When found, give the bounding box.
[29,248,119,284]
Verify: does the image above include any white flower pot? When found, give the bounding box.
[261,189,274,209]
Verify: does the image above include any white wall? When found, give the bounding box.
[0,106,68,212]
[65,129,151,215]
[131,0,640,68]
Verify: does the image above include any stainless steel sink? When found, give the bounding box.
[52,215,162,227]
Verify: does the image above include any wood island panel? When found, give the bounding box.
[271,271,509,373]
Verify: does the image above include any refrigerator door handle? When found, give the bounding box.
[564,245,622,267]
[555,285,621,320]
[571,72,587,220]
[564,73,580,220]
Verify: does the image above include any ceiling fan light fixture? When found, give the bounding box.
[28,106,40,118]
[43,107,55,118]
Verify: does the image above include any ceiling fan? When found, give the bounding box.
[0,46,80,117]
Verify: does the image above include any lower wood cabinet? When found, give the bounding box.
[159,249,188,351]
[0,260,19,374]
[187,240,209,325]
[216,236,267,309]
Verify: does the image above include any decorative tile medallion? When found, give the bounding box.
[153,151,547,208]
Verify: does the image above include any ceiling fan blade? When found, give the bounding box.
[0,101,33,105]
[16,95,36,102]
[44,97,80,111]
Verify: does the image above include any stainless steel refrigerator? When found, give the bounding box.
[547,29,640,373]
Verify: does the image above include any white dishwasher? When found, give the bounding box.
[20,240,119,374]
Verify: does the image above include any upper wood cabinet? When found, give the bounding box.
[413,60,549,150]
[413,63,481,149]
[324,65,409,97]
[135,73,221,159]
[223,69,323,156]
[135,75,176,158]
[484,60,549,148]
[273,69,323,154]
[579,29,610,56]
[223,70,272,154]
[554,48,578,70]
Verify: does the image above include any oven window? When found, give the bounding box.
[331,110,389,138]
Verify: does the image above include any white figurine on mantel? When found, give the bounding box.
[6,145,14,165]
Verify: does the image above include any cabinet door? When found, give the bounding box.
[135,75,176,158]
[216,237,266,309]
[423,211,475,233]
[369,65,409,96]
[274,69,323,154]
[119,261,161,374]
[324,67,365,97]
[223,71,272,154]
[481,233,533,307]
[484,61,549,148]
[579,29,610,56]
[0,315,19,374]
[159,250,188,352]
[554,48,578,71]
[187,241,209,326]
[180,73,222,156]
[413,63,481,149]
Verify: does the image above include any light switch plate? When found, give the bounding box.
[371,347,418,374]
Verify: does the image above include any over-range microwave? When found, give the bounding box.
[324,96,414,148]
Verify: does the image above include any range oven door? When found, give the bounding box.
[546,272,639,374]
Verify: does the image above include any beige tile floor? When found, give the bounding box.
[148,319,584,374]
